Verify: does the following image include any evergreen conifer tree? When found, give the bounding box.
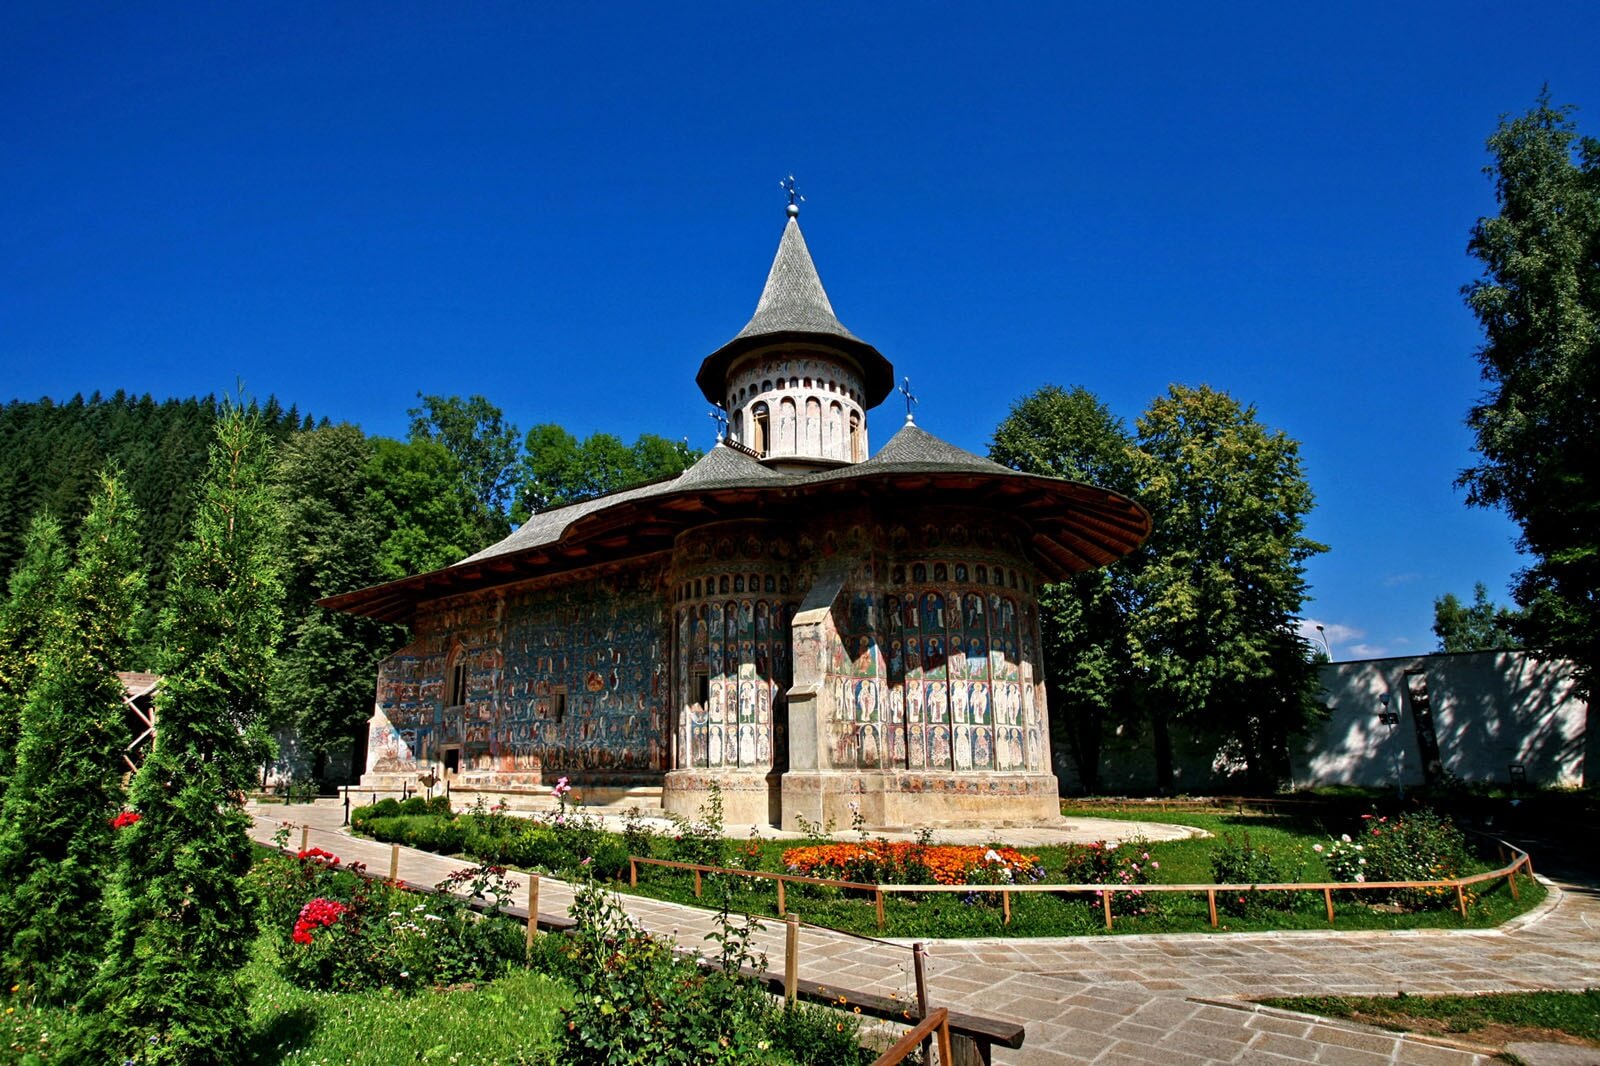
[70,404,284,1065]
[0,473,145,1002]
[0,512,71,799]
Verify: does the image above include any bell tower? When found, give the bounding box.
[696,194,894,472]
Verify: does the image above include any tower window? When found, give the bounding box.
[752,402,770,456]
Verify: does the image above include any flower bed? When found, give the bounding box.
[782,841,1044,886]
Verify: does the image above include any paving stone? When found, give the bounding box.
[1312,1030,1401,1056]
[249,802,1600,1066]
[1247,1031,1332,1060]
[1390,1041,1496,1066]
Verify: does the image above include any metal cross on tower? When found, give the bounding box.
[780,175,804,216]
[899,376,919,423]
[708,406,728,442]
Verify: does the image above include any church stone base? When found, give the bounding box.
[777,771,1062,831]
[662,770,781,826]
[662,769,1061,830]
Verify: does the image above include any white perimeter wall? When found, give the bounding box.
[1293,651,1591,789]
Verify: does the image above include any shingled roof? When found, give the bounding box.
[696,216,895,408]
[321,420,1151,624]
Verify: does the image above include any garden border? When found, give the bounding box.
[627,837,1535,930]
[264,829,1026,1064]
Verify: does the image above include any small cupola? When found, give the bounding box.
[697,196,894,470]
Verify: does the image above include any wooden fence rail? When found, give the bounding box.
[628,841,1534,931]
[872,1007,953,1066]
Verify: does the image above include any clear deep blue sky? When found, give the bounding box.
[5,3,1597,659]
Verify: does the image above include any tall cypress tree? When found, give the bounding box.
[0,474,145,1002]
[71,404,284,1065]
[0,511,71,800]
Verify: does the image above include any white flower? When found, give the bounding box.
[1106,842,1119,851]
[1354,874,1365,882]
[1358,857,1366,865]
[1340,833,1352,843]
[984,849,1002,863]
[1313,844,1324,853]
[1150,861,1160,870]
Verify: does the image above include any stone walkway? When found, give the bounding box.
[248,800,1600,1066]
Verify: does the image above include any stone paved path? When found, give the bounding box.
[248,800,1600,1066]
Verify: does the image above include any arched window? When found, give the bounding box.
[848,410,863,461]
[752,402,770,456]
[779,397,798,453]
[827,401,844,458]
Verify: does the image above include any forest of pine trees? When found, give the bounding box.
[0,392,700,781]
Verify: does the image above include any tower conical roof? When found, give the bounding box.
[696,215,894,407]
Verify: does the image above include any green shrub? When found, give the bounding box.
[665,783,727,868]
[553,877,841,1065]
[1210,831,1302,917]
[254,849,527,993]
[1327,810,1471,909]
[1060,837,1159,916]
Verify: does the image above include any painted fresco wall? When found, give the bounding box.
[671,521,800,772]
[825,554,1048,774]
[369,564,670,782]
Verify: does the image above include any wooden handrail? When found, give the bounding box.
[872,1007,953,1066]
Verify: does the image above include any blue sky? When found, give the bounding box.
[5,3,1597,659]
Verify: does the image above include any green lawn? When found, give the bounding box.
[0,939,571,1066]
[1261,989,1600,1046]
[243,938,569,1066]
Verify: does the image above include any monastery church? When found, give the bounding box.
[326,202,1151,829]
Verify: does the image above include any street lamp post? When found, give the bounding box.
[1314,624,1332,659]
[1377,694,1403,799]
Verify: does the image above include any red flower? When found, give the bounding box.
[110,811,141,830]
[292,897,351,945]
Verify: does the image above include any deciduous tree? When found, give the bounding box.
[513,424,700,520]
[1433,582,1524,653]
[989,385,1142,792]
[408,393,519,542]
[1461,91,1600,696]
[1129,385,1325,791]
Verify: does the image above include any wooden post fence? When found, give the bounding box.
[784,913,799,1003]
[525,874,541,953]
